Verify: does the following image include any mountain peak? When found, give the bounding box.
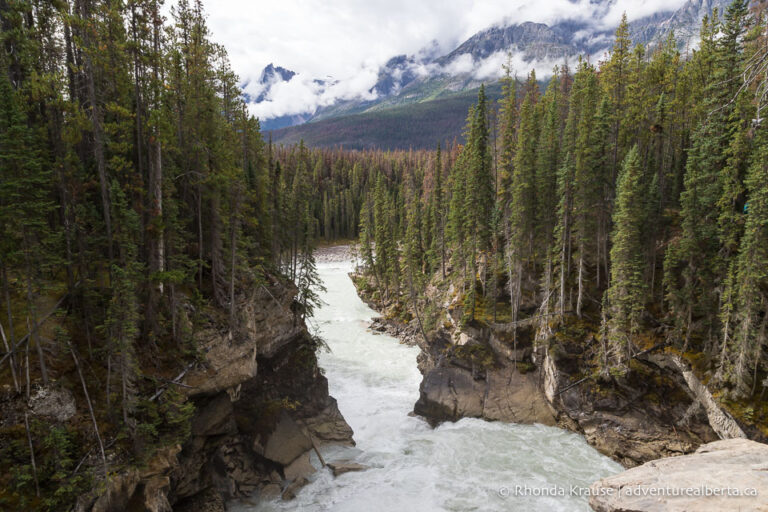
[259,63,296,85]
[262,0,734,134]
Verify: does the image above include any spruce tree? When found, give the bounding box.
[430,144,446,278]
[606,146,647,368]
[718,126,768,396]
[507,80,539,324]
[664,0,749,350]
[602,12,632,181]
[0,70,57,387]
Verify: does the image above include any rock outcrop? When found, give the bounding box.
[351,271,746,468]
[414,365,557,426]
[544,346,721,467]
[589,438,768,512]
[648,353,746,439]
[408,311,720,466]
[77,281,354,511]
[327,461,368,477]
[28,386,77,422]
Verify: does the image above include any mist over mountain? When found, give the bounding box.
[261,0,732,147]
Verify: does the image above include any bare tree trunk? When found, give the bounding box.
[1,263,19,391]
[537,256,553,343]
[23,412,40,497]
[170,283,178,343]
[559,244,567,319]
[559,205,570,319]
[596,221,602,290]
[210,185,224,305]
[197,184,204,290]
[121,338,129,426]
[148,2,164,289]
[602,228,609,292]
[0,321,19,392]
[229,187,240,330]
[576,242,584,318]
[25,253,48,386]
[130,3,145,185]
[440,214,446,279]
[25,337,30,400]
[751,310,766,396]
[68,341,108,479]
[407,269,429,346]
[82,17,113,267]
[146,136,164,339]
[48,102,77,295]
[106,353,112,413]
[601,308,609,369]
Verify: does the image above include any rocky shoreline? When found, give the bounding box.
[352,270,759,470]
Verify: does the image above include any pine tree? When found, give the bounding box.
[718,124,768,396]
[430,144,446,278]
[373,174,393,296]
[664,0,749,350]
[497,65,518,205]
[551,59,591,319]
[602,12,632,182]
[606,146,647,368]
[404,182,429,342]
[507,78,539,324]
[0,70,58,388]
[571,65,601,317]
[448,131,470,277]
[462,86,494,321]
[359,195,377,278]
[535,70,562,255]
[104,181,142,428]
[591,95,613,291]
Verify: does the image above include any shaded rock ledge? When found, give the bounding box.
[76,281,354,512]
[351,271,761,469]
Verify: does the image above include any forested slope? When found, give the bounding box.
[3,0,768,509]
[283,4,768,437]
[268,85,502,151]
[0,1,338,509]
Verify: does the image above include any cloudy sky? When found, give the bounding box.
[170,0,689,120]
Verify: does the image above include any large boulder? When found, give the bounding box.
[413,365,557,425]
[482,367,557,425]
[546,347,720,467]
[191,394,237,437]
[262,411,313,466]
[589,438,768,512]
[28,386,76,422]
[301,399,355,444]
[183,284,303,397]
[414,366,485,421]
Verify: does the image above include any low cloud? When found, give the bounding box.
[248,65,380,119]
[173,0,691,121]
[445,54,475,76]
[448,51,564,82]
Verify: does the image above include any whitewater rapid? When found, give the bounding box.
[238,260,622,512]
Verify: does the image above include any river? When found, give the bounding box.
[237,259,622,512]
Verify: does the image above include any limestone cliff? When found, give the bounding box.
[76,280,353,512]
[354,272,760,469]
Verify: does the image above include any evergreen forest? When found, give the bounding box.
[1,0,768,509]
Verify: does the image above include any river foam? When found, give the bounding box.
[235,260,622,512]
